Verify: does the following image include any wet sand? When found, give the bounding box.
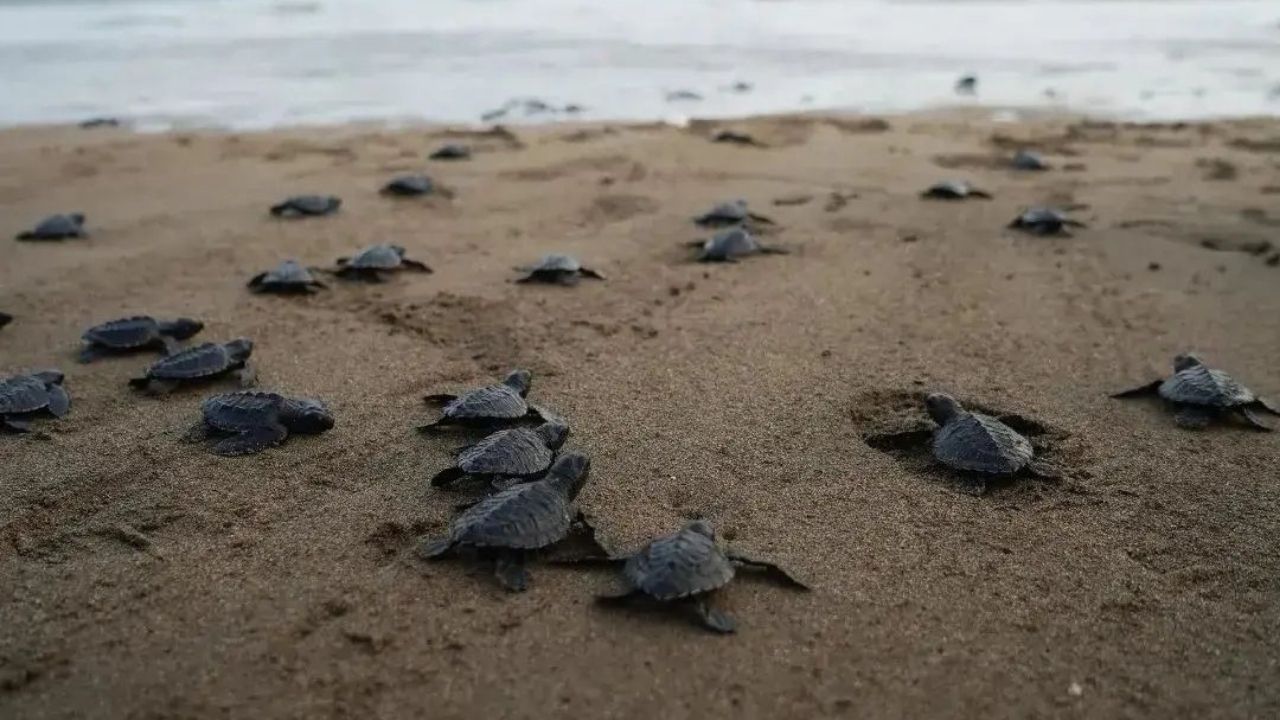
[1,110,1279,719]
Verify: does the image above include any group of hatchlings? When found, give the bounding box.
[5,156,1279,632]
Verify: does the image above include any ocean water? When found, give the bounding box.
[0,0,1276,130]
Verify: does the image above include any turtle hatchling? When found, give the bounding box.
[420,452,593,591]
[187,391,334,456]
[0,312,11,329]
[431,420,570,489]
[269,195,341,218]
[1113,353,1280,431]
[129,338,255,394]
[418,369,546,430]
[248,260,327,294]
[1008,207,1085,236]
[80,316,204,363]
[693,199,773,228]
[0,370,70,432]
[381,174,437,197]
[925,393,1058,482]
[596,519,808,634]
[333,244,432,281]
[921,180,992,200]
[689,227,788,263]
[1011,150,1049,171]
[429,143,471,161]
[515,254,605,285]
[16,213,86,241]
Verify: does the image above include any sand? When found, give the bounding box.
[1,110,1279,719]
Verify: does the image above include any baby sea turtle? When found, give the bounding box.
[688,227,788,263]
[186,391,334,456]
[431,421,570,488]
[1011,150,1049,171]
[693,199,774,228]
[420,452,592,591]
[16,213,86,241]
[79,316,204,363]
[418,369,546,431]
[429,143,471,161]
[333,244,432,281]
[926,393,1058,480]
[955,74,977,95]
[129,338,254,394]
[596,520,808,634]
[269,195,341,218]
[248,260,327,294]
[515,254,605,285]
[0,370,70,432]
[0,312,12,329]
[711,129,760,146]
[921,180,992,200]
[1112,353,1280,430]
[1008,207,1085,236]
[381,174,436,197]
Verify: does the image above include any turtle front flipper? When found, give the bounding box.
[423,393,458,405]
[970,189,994,199]
[725,551,810,590]
[1238,407,1275,432]
[1025,459,1065,481]
[1173,405,1214,430]
[269,203,292,217]
[493,552,530,592]
[691,598,736,634]
[758,245,790,255]
[44,384,71,418]
[159,337,181,356]
[77,345,107,364]
[236,364,258,388]
[182,422,212,443]
[1111,379,1162,398]
[1251,398,1280,417]
[419,537,455,559]
[594,585,640,604]
[211,423,289,456]
[400,259,433,273]
[247,273,268,291]
[579,268,605,281]
[747,212,775,225]
[431,467,468,487]
[3,416,33,432]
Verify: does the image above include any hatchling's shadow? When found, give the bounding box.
[855,390,1071,496]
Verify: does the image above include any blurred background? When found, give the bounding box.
[1,0,1277,130]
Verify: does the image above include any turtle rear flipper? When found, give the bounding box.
[494,552,530,592]
[45,385,71,417]
[431,467,467,487]
[692,598,736,634]
[1238,407,1275,432]
[1111,379,1162,398]
[247,273,269,291]
[419,537,454,559]
[211,423,288,456]
[725,551,809,590]
[1174,405,1214,430]
[269,203,291,217]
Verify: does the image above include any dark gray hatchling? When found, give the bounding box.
[1008,207,1085,236]
[0,312,12,329]
[515,254,605,285]
[129,338,255,394]
[16,213,86,241]
[187,391,334,456]
[1112,353,1280,431]
[926,393,1059,480]
[333,244,432,281]
[689,227,788,263]
[418,369,547,431]
[381,174,436,197]
[420,452,592,591]
[429,143,471,161]
[1011,150,1049,171]
[431,421,570,488]
[0,370,69,432]
[79,316,204,363]
[921,180,992,200]
[693,199,774,228]
[596,519,809,634]
[269,195,341,218]
[248,260,327,294]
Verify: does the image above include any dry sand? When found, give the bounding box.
[1,110,1279,719]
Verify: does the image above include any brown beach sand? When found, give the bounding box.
[1,110,1279,719]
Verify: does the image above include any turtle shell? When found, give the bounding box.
[21,214,85,239]
[202,391,285,432]
[284,195,340,215]
[0,374,54,415]
[346,244,406,270]
[144,342,235,380]
[443,383,529,421]
[383,174,434,196]
[429,144,471,160]
[1159,364,1256,408]
[456,426,556,476]
[624,524,735,601]
[931,411,1034,474]
[701,228,761,260]
[448,479,574,550]
[695,200,749,226]
[1012,150,1048,170]
[83,316,160,349]
[260,260,317,286]
[530,254,582,273]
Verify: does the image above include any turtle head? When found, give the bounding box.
[161,318,204,340]
[502,369,532,395]
[70,213,86,225]
[389,244,408,257]
[536,421,571,450]
[925,393,963,424]
[31,369,65,386]
[224,338,254,362]
[1173,353,1203,372]
[282,398,335,435]
[686,519,716,539]
[545,451,591,499]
